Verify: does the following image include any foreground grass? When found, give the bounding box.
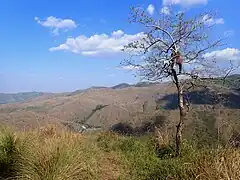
[0,126,240,180]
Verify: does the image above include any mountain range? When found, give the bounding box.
[0,81,160,104]
[0,74,239,133]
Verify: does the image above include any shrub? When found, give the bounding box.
[0,131,21,179]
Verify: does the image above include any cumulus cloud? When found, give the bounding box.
[181,48,240,77]
[112,30,124,37]
[193,48,240,76]
[119,48,240,76]
[35,16,77,35]
[147,4,155,15]
[202,14,224,25]
[203,48,240,62]
[161,6,170,15]
[49,30,145,56]
[163,0,208,6]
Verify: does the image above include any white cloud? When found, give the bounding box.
[49,30,146,56]
[112,30,124,37]
[202,14,224,25]
[163,0,208,6]
[161,6,170,15]
[147,4,155,15]
[194,48,240,76]
[35,16,77,35]
[203,48,240,61]
[183,48,240,77]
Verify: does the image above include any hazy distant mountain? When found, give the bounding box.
[70,82,156,95]
[0,92,46,104]
[112,83,132,89]
[112,82,158,89]
[134,82,159,87]
[69,86,108,96]
[2,74,239,105]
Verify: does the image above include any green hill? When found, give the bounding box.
[206,74,240,90]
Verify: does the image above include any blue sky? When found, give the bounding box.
[0,0,239,93]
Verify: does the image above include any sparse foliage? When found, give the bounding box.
[122,6,236,155]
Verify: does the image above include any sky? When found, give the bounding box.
[0,0,239,93]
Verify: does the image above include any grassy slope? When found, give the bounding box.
[0,125,240,180]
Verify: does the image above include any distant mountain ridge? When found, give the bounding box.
[0,82,153,104]
[0,92,46,104]
[0,75,240,131]
[70,82,158,95]
[112,83,132,89]
[1,74,239,104]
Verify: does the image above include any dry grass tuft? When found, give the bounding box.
[1,125,240,180]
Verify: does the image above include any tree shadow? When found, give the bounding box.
[110,115,167,136]
[158,89,240,110]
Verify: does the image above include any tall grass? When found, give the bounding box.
[0,128,20,179]
[0,125,240,180]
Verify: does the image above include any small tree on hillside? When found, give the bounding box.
[122,6,236,155]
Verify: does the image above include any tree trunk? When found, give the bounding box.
[175,82,186,156]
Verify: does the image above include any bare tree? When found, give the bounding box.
[122,6,235,155]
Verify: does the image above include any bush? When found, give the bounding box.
[0,131,21,179]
